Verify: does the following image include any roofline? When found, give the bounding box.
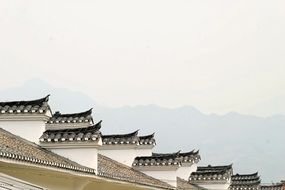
[138,132,155,139]
[232,172,259,177]
[0,158,174,190]
[51,108,93,118]
[102,130,139,138]
[43,120,102,134]
[197,163,233,169]
[98,172,175,190]
[0,95,50,105]
[0,149,95,174]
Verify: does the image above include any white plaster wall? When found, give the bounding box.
[50,148,98,173]
[197,182,231,190]
[141,170,177,187]
[136,148,152,157]
[176,163,197,180]
[99,149,137,167]
[0,120,45,143]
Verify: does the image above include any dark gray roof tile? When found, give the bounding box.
[189,164,233,181]
[0,95,50,115]
[230,173,261,190]
[133,150,200,167]
[46,109,93,124]
[40,121,102,143]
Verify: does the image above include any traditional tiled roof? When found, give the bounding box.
[189,164,233,182]
[261,183,285,190]
[0,95,50,115]
[40,121,102,143]
[177,177,207,190]
[177,150,201,164]
[102,131,156,146]
[0,128,96,174]
[138,133,156,146]
[133,150,200,167]
[0,128,176,189]
[46,109,93,125]
[98,154,175,190]
[230,172,261,190]
[102,130,139,145]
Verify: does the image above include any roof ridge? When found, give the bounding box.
[52,108,92,118]
[44,120,102,134]
[138,132,155,139]
[102,130,139,138]
[0,95,50,106]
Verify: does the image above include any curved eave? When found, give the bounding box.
[138,132,155,140]
[102,130,139,139]
[0,95,50,107]
[232,172,259,178]
[152,150,181,158]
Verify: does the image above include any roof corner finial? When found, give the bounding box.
[134,129,139,136]
[44,94,50,101]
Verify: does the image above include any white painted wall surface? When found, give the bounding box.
[99,149,137,167]
[176,163,197,180]
[50,148,98,173]
[0,120,46,143]
[136,148,152,157]
[141,170,178,187]
[196,181,231,190]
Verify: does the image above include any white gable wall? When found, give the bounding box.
[136,147,153,157]
[176,163,198,180]
[50,148,99,173]
[99,145,154,167]
[0,119,47,143]
[99,148,137,167]
[141,170,178,187]
[195,181,231,190]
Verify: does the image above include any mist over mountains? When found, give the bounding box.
[0,79,284,183]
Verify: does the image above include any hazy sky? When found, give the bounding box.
[0,0,285,116]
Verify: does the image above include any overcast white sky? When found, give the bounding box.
[0,0,285,116]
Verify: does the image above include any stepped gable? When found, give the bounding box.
[230,172,261,190]
[102,130,139,145]
[138,133,156,146]
[40,120,102,143]
[0,128,175,189]
[0,128,95,174]
[133,150,200,167]
[98,154,175,190]
[189,164,233,181]
[0,95,50,114]
[46,108,93,125]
